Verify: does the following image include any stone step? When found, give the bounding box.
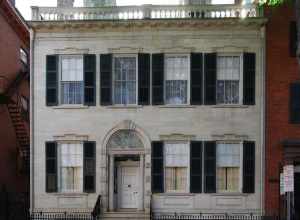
[101,211,150,220]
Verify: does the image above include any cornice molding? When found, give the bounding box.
[54,47,89,54]
[53,133,89,142]
[159,133,196,141]
[29,18,267,33]
[211,133,249,141]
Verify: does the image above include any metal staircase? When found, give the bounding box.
[0,70,30,173]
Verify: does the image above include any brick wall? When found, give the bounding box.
[265,3,300,216]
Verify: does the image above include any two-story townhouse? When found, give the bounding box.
[0,0,30,219]
[265,2,300,219]
[30,1,266,219]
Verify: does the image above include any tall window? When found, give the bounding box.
[216,56,241,104]
[60,143,83,193]
[113,56,137,105]
[61,56,84,104]
[165,55,189,105]
[165,143,189,192]
[216,143,240,193]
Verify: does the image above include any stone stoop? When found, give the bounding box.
[101,211,150,220]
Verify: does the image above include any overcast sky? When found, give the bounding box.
[15,0,230,20]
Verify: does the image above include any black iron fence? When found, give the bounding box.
[30,212,98,220]
[151,213,281,220]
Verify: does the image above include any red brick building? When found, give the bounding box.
[265,2,300,218]
[0,0,30,216]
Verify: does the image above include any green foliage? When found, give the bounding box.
[258,0,285,6]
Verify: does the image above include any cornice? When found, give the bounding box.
[29,18,267,33]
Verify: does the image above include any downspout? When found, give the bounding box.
[29,27,35,213]
[261,24,267,216]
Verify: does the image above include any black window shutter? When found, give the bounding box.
[84,54,96,106]
[243,141,255,193]
[151,141,164,193]
[138,53,150,105]
[190,141,203,193]
[46,142,57,193]
[290,83,300,123]
[84,141,96,193]
[152,54,164,105]
[290,21,297,57]
[191,53,203,105]
[204,141,216,193]
[46,55,58,106]
[243,53,256,105]
[204,53,216,105]
[100,54,112,105]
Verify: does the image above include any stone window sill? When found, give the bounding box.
[52,105,89,109]
[213,105,249,108]
[49,192,89,196]
[158,105,195,108]
[106,105,143,109]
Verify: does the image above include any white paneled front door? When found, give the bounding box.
[118,165,139,209]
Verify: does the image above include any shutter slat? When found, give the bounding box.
[46,55,58,106]
[46,142,57,193]
[152,54,164,105]
[204,141,216,193]
[190,141,202,193]
[84,141,96,193]
[100,54,112,105]
[151,141,164,193]
[243,141,255,193]
[204,53,216,105]
[243,53,256,105]
[191,53,203,105]
[290,21,297,57]
[138,53,150,105]
[84,54,96,106]
[290,83,300,123]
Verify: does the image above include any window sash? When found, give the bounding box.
[59,143,83,193]
[216,55,242,104]
[216,143,241,193]
[113,56,137,105]
[165,55,189,105]
[165,167,188,192]
[165,143,189,167]
[60,55,84,105]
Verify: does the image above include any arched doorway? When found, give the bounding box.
[103,121,151,212]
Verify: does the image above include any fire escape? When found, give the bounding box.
[0,65,30,173]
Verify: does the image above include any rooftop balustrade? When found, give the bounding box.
[31,3,262,21]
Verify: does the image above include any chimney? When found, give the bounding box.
[57,0,74,7]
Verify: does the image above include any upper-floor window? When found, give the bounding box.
[113,55,137,105]
[60,55,84,105]
[216,55,242,105]
[165,55,189,105]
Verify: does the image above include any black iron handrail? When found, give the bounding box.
[92,195,102,219]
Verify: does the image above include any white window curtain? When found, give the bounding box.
[165,56,188,105]
[114,57,136,105]
[217,56,240,104]
[60,143,83,193]
[165,143,189,192]
[61,56,84,104]
[216,143,240,192]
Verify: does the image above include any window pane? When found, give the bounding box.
[114,57,136,105]
[61,56,83,104]
[217,56,240,104]
[61,82,83,104]
[165,143,189,167]
[217,143,240,193]
[165,56,188,105]
[60,143,83,193]
[166,80,187,105]
[165,167,187,192]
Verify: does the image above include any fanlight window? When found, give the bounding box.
[108,130,143,149]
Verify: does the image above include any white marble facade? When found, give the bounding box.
[30,16,266,216]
